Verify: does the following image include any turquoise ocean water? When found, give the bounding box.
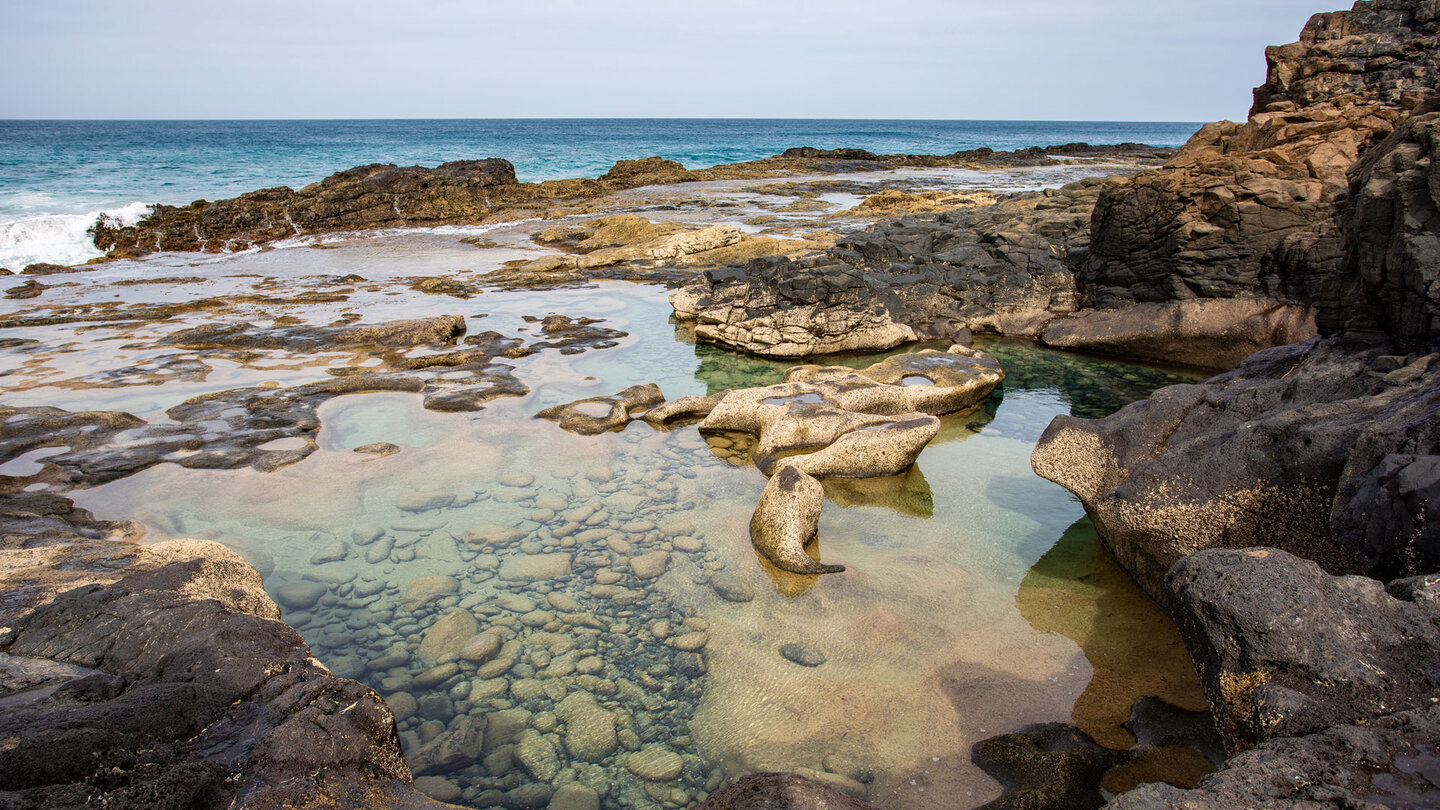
[0,118,1200,268]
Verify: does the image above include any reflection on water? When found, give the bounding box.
[52,277,1211,809]
[1015,518,1209,749]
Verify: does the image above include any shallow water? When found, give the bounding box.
[34,265,1212,808]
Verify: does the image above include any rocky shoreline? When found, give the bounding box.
[81,143,1173,264]
[2,1,1439,809]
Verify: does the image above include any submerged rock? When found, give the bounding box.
[779,642,826,668]
[693,772,879,810]
[499,553,574,582]
[535,383,665,435]
[972,723,1126,810]
[625,745,685,782]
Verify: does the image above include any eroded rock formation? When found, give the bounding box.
[539,347,1003,575]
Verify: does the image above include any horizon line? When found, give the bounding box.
[0,116,1210,125]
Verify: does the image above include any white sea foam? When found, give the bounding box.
[0,202,152,270]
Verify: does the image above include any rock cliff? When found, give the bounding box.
[1033,3,1440,806]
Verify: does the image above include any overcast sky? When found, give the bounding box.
[2,0,1333,121]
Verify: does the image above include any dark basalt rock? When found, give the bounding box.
[1163,548,1440,754]
[4,279,47,299]
[0,498,448,810]
[93,158,520,257]
[693,772,878,810]
[671,255,919,357]
[973,723,1127,810]
[670,179,1105,355]
[523,313,627,354]
[676,4,1440,369]
[163,313,468,352]
[1107,703,1440,810]
[1032,338,1440,601]
[19,263,77,275]
[1078,0,1440,340]
[1339,97,1440,350]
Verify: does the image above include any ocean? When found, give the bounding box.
[0,118,1200,269]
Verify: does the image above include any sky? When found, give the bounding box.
[1,0,1335,121]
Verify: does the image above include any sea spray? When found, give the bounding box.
[0,202,151,269]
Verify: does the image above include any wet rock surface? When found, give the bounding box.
[536,346,1002,578]
[535,384,666,435]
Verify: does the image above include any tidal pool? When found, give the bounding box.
[57,273,1212,808]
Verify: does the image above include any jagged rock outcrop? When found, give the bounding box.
[0,495,447,810]
[1075,0,1440,347]
[677,2,1440,369]
[1340,97,1440,348]
[668,179,1116,357]
[94,159,520,256]
[671,257,919,357]
[1032,7,1440,806]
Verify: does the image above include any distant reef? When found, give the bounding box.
[89,144,1173,260]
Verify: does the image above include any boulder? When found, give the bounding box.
[499,553,574,582]
[749,465,844,575]
[417,610,479,667]
[0,531,450,809]
[1107,704,1440,809]
[1032,338,1440,601]
[1164,548,1440,753]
